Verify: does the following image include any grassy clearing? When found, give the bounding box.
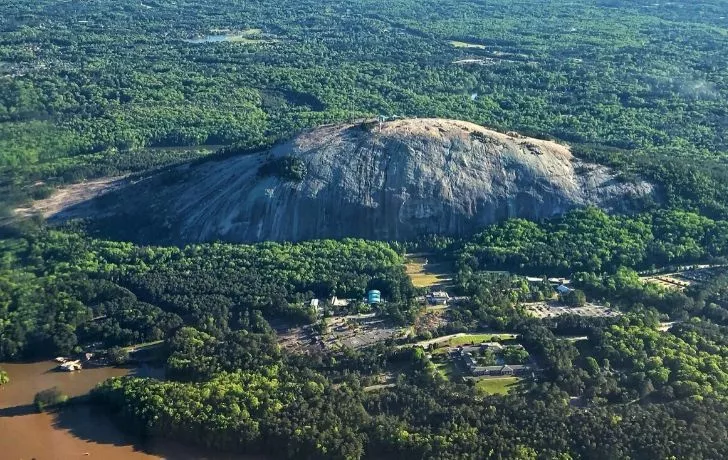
[447,333,518,347]
[404,257,453,289]
[227,36,277,44]
[241,28,264,35]
[434,360,463,380]
[406,263,442,287]
[228,29,277,44]
[475,377,519,395]
[449,40,487,49]
[429,333,519,354]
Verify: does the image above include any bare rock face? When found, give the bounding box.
[63,119,655,243]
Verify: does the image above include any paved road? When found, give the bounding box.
[399,333,468,349]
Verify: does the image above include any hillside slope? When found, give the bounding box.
[53,119,655,243]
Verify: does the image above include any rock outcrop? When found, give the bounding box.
[58,118,655,243]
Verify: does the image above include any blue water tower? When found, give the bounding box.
[367,290,382,304]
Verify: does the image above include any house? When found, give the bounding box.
[548,278,568,284]
[429,291,450,305]
[500,365,515,375]
[482,365,529,376]
[505,365,529,375]
[330,296,350,307]
[555,285,572,295]
[479,342,503,351]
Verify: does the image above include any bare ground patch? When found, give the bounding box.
[14,176,129,219]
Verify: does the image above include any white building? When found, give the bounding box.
[429,291,450,305]
[330,296,350,307]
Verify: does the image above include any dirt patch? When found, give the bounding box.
[14,176,129,219]
[413,310,450,335]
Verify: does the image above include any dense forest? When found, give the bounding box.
[458,207,728,275]
[2,0,728,217]
[0,216,725,457]
[4,0,728,458]
[0,230,413,360]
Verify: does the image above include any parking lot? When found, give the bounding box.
[325,316,402,349]
[525,301,620,319]
[277,324,322,353]
[640,274,694,291]
[640,266,726,291]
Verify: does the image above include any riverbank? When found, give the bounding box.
[0,361,159,459]
[0,360,267,459]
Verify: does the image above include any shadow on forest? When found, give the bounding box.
[51,401,260,459]
[51,403,147,449]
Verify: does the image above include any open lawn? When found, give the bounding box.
[446,333,518,347]
[430,333,519,355]
[475,377,520,395]
[404,256,453,289]
[434,360,463,380]
[406,262,442,287]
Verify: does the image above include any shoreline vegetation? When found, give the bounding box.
[34,387,70,412]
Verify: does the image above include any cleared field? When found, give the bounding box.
[15,176,129,219]
[404,257,453,289]
[446,333,518,347]
[429,333,518,354]
[475,377,520,395]
[405,262,442,287]
[449,40,487,49]
[186,29,277,45]
[227,36,276,44]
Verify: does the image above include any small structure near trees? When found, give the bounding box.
[428,291,450,305]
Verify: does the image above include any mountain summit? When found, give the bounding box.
[59,118,655,243]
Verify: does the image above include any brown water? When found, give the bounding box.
[0,361,258,460]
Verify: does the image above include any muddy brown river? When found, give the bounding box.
[0,361,258,460]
